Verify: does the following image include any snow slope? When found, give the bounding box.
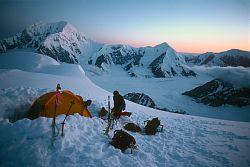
[0,51,250,167]
[0,50,59,71]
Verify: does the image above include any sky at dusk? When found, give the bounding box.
[0,0,249,53]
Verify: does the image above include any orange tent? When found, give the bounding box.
[27,90,92,120]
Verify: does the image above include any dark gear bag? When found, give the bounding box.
[111,130,136,152]
[145,117,161,135]
[124,123,141,132]
[98,107,108,118]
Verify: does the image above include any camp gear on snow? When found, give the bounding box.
[53,84,61,125]
[27,90,92,120]
[52,84,61,140]
[61,100,75,137]
[99,107,108,118]
[111,129,136,152]
[51,122,60,143]
[144,117,163,135]
[112,109,132,119]
[124,123,141,132]
[84,99,92,106]
[120,111,132,117]
[105,96,114,135]
[111,109,132,120]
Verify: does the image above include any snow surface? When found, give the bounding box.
[0,51,250,167]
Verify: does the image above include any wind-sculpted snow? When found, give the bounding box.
[0,87,50,122]
[0,51,86,77]
[0,51,59,71]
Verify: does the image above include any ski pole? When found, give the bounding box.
[52,98,58,139]
[104,96,111,135]
[61,100,75,137]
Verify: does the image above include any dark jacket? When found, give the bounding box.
[113,94,125,111]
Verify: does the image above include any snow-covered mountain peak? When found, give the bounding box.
[87,40,196,77]
[0,21,91,64]
[154,42,170,51]
[25,21,67,35]
[22,21,84,42]
[98,44,134,54]
[39,21,87,49]
[55,21,86,41]
[87,44,140,69]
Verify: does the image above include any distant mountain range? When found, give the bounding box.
[1,21,249,78]
[184,49,250,67]
[88,43,196,77]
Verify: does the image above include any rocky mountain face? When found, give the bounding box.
[88,44,143,69]
[185,49,250,67]
[0,21,89,64]
[182,79,250,107]
[124,92,156,108]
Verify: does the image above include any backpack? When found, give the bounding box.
[124,123,141,132]
[98,107,108,118]
[145,117,160,135]
[110,130,136,152]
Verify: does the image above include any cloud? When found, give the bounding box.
[193,66,250,88]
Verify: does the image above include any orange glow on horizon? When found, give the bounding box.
[102,40,250,53]
[97,38,249,54]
